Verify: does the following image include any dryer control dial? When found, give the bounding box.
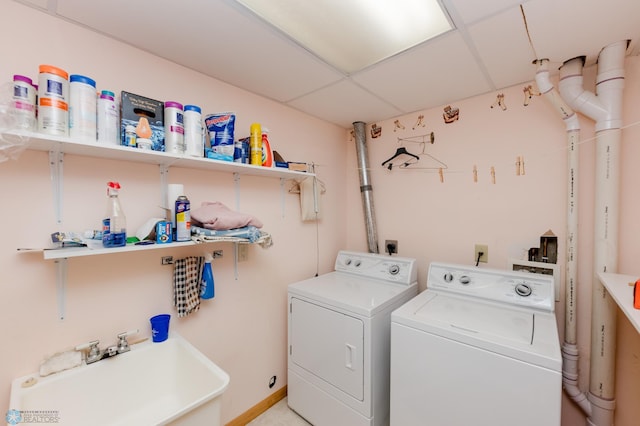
[389,264,400,275]
[443,272,454,283]
[515,282,533,297]
[459,275,471,285]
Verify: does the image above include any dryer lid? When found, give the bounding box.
[288,272,417,317]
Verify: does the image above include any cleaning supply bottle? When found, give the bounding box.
[102,181,127,247]
[249,122,262,166]
[200,253,215,299]
[261,128,273,167]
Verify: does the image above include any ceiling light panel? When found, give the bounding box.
[235,0,453,73]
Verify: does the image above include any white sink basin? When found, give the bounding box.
[8,333,230,426]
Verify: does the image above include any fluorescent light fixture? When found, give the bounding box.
[235,0,452,74]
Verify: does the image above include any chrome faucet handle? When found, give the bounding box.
[116,329,139,353]
[75,340,101,363]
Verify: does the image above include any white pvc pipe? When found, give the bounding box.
[535,58,586,413]
[558,39,627,426]
[535,60,580,344]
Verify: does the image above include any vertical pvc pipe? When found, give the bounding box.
[535,59,591,415]
[353,121,379,253]
[535,60,581,343]
[558,40,627,426]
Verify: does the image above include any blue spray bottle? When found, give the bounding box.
[201,253,215,299]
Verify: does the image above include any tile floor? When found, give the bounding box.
[247,397,310,426]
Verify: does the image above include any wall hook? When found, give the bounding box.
[523,84,541,106]
[491,93,507,110]
[516,156,525,176]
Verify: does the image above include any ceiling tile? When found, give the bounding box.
[522,0,640,66]
[352,32,494,113]
[56,0,344,102]
[468,6,539,89]
[16,0,49,10]
[446,0,530,24]
[287,80,403,128]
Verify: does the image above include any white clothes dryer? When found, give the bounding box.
[288,251,418,426]
[390,262,562,426]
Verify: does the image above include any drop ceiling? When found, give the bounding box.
[17,0,640,128]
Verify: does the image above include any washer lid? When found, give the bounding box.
[414,292,534,345]
[288,271,417,317]
[392,290,561,371]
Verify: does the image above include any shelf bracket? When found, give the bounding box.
[49,150,64,224]
[55,258,68,320]
[234,172,241,211]
[159,164,170,211]
[280,178,286,218]
[233,242,239,280]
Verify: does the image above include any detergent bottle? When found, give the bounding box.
[200,252,215,299]
[261,128,273,167]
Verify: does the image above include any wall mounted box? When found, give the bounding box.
[120,91,165,151]
[539,233,558,264]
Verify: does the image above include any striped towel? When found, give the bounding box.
[173,256,204,317]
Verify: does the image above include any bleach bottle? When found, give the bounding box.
[200,253,215,299]
[102,181,127,247]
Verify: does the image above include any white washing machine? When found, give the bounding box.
[390,262,562,426]
[288,251,418,426]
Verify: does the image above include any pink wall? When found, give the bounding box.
[345,59,640,425]
[0,1,347,422]
[2,1,639,425]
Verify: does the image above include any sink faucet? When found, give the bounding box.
[76,330,139,364]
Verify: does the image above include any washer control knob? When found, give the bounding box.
[515,283,533,297]
[459,275,471,285]
[443,272,454,283]
[354,260,362,267]
[345,259,352,266]
[389,264,400,275]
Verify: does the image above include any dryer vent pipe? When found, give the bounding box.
[353,121,379,254]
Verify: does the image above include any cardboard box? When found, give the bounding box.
[120,91,164,151]
[287,162,309,172]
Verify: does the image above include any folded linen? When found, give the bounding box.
[191,201,263,230]
[191,225,262,243]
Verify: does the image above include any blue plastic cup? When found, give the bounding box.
[150,314,171,342]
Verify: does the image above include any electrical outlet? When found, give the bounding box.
[385,239,398,255]
[237,244,249,262]
[474,244,488,263]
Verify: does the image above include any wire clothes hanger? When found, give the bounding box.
[381,146,420,169]
[381,132,447,171]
